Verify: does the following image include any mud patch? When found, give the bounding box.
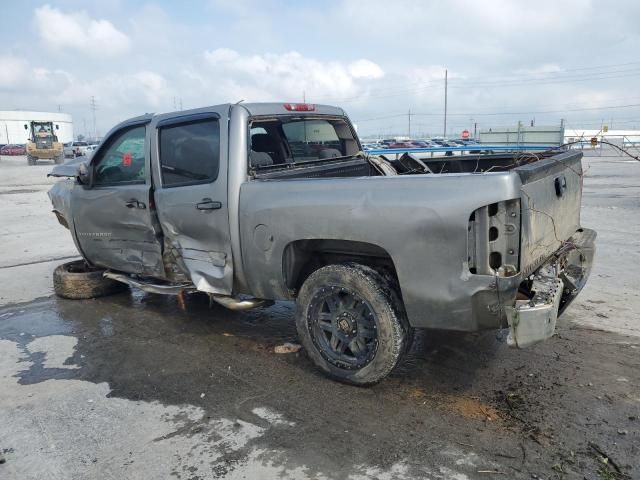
[447,396,501,421]
[403,387,502,422]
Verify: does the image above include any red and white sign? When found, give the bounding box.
[461,129,470,139]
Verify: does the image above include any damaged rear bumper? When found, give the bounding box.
[506,228,596,348]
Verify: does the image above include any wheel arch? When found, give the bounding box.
[282,239,400,296]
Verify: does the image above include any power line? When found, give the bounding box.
[353,102,640,122]
[312,61,640,104]
[412,102,640,116]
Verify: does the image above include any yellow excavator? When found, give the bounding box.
[26,121,64,165]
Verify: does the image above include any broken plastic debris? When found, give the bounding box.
[274,342,302,354]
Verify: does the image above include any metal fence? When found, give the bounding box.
[567,134,640,157]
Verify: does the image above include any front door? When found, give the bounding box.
[151,110,233,295]
[71,122,165,277]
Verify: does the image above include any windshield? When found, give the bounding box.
[249,116,359,168]
[34,123,53,134]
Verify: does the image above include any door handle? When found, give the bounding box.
[125,199,146,209]
[196,198,222,210]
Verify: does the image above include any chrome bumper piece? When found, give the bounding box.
[506,228,596,348]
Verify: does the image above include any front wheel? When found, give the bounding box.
[27,155,36,166]
[296,263,410,386]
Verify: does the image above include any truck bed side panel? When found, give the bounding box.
[239,173,522,331]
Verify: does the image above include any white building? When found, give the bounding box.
[0,111,74,144]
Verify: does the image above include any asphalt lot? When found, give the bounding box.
[0,150,638,479]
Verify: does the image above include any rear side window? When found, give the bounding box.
[159,119,220,188]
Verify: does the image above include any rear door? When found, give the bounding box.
[71,121,165,276]
[151,109,233,295]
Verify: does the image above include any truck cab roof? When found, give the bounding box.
[118,103,348,126]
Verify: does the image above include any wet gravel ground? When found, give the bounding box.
[1,293,638,479]
[0,149,639,479]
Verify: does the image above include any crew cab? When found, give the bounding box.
[48,102,595,385]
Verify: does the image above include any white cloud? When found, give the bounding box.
[349,59,385,80]
[53,71,169,110]
[34,4,130,56]
[0,53,167,115]
[202,48,384,102]
[0,56,29,88]
[0,55,73,95]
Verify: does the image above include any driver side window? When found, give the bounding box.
[94,125,146,186]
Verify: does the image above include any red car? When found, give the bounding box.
[387,142,414,149]
[0,144,26,155]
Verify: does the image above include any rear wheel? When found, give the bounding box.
[54,155,64,164]
[296,263,410,385]
[53,260,127,300]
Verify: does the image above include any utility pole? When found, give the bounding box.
[303,90,306,103]
[179,98,183,111]
[89,96,97,140]
[443,69,448,138]
[408,109,411,138]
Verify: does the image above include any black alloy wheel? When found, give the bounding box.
[308,286,378,370]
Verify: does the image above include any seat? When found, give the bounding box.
[251,133,283,164]
[318,148,342,159]
[250,150,273,167]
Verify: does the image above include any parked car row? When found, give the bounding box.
[1,140,100,159]
[362,138,480,151]
[63,141,92,158]
[0,144,27,155]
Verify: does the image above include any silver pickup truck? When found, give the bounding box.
[48,102,595,385]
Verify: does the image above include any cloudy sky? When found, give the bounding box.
[2,0,640,138]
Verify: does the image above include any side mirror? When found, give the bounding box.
[77,162,91,186]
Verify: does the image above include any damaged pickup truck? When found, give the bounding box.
[49,102,595,385]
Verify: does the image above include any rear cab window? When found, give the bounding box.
[158,118,220,187]
[249,116,359,169]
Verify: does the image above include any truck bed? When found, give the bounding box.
[253,151,563,180]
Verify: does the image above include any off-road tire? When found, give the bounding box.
[27,155,36,166]
[53,260,127,300]
[296,263,410,386]
[54,155,64,164]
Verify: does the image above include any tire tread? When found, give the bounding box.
[53,260,126,299]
